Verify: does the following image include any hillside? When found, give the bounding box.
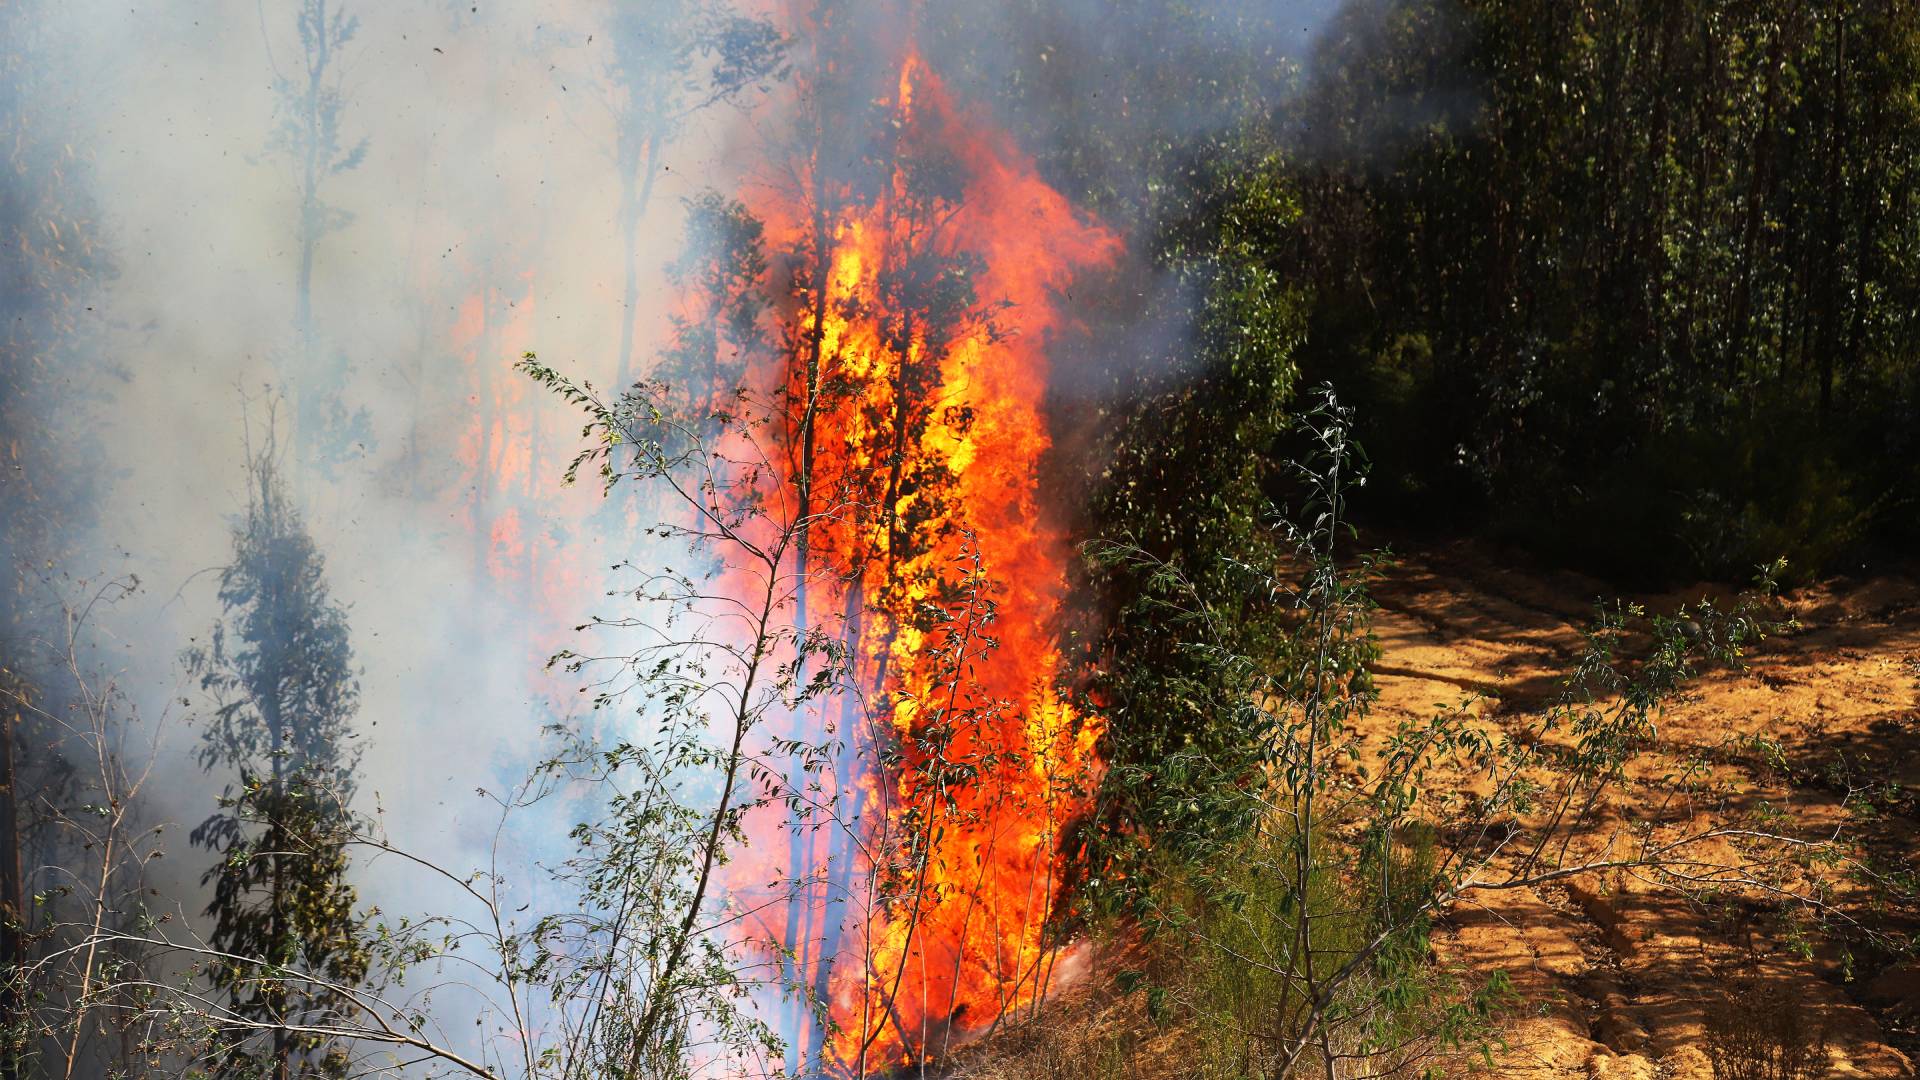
[955,544,1920,1078]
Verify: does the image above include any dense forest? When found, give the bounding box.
[3,2,1917,1079]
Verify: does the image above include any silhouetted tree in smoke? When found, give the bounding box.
[187,440,368,1080]
[265,0,371,473]
[597,1,785,394]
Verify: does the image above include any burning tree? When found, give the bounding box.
[529,8,1122,1071]
[760,50,1119,1073]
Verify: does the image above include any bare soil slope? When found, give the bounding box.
[959,543,1920,1078]
[1374,544,1920,1078]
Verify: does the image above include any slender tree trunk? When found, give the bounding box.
[0,700,20,1080]
[809,589,867,1073]
[1816,5,1850,417]
[782,196,834,1072]
[853,576,984,1072]
[614,127,665,395]
[1845,86,1883,368]
[271,830,290,1080]
[292,0,329,479]
[1730,16,1790,386]
[264,509,292,1080]
[625,574,780,1071]
[63,804,119,1080]
[268,736,291,1080]
[1639,3,1681,406]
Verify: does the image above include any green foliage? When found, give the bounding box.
[186,446,368,1080]
[1284,0,1920,579]
[519,341,846,1078]
[525,716,789,1080]
[1139,820,1507,1079]
[192,784,367,1080]
[1085,391,1504,1076]
[1067,147,1315,894]
[1076,392,1852,1077]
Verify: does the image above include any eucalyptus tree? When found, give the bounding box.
[262,0,369,471]
[187,442,367,1080]
[593,1,784,393]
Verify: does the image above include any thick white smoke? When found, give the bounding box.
[30,0,761,878]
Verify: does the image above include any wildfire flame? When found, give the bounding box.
[450,25,1118,1076]
[449,279,599,659]
[739,45,1119,1074]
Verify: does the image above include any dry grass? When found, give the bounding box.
[939,979,1177,1080]
[1704,973,1833,1080]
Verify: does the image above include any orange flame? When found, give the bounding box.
[439,30,1117,1075]
[448,278,598,660]
[739,47,1119,1073]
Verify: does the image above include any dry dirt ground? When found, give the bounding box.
[957,542,1920,1079]
[1374,543,1920,1079]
